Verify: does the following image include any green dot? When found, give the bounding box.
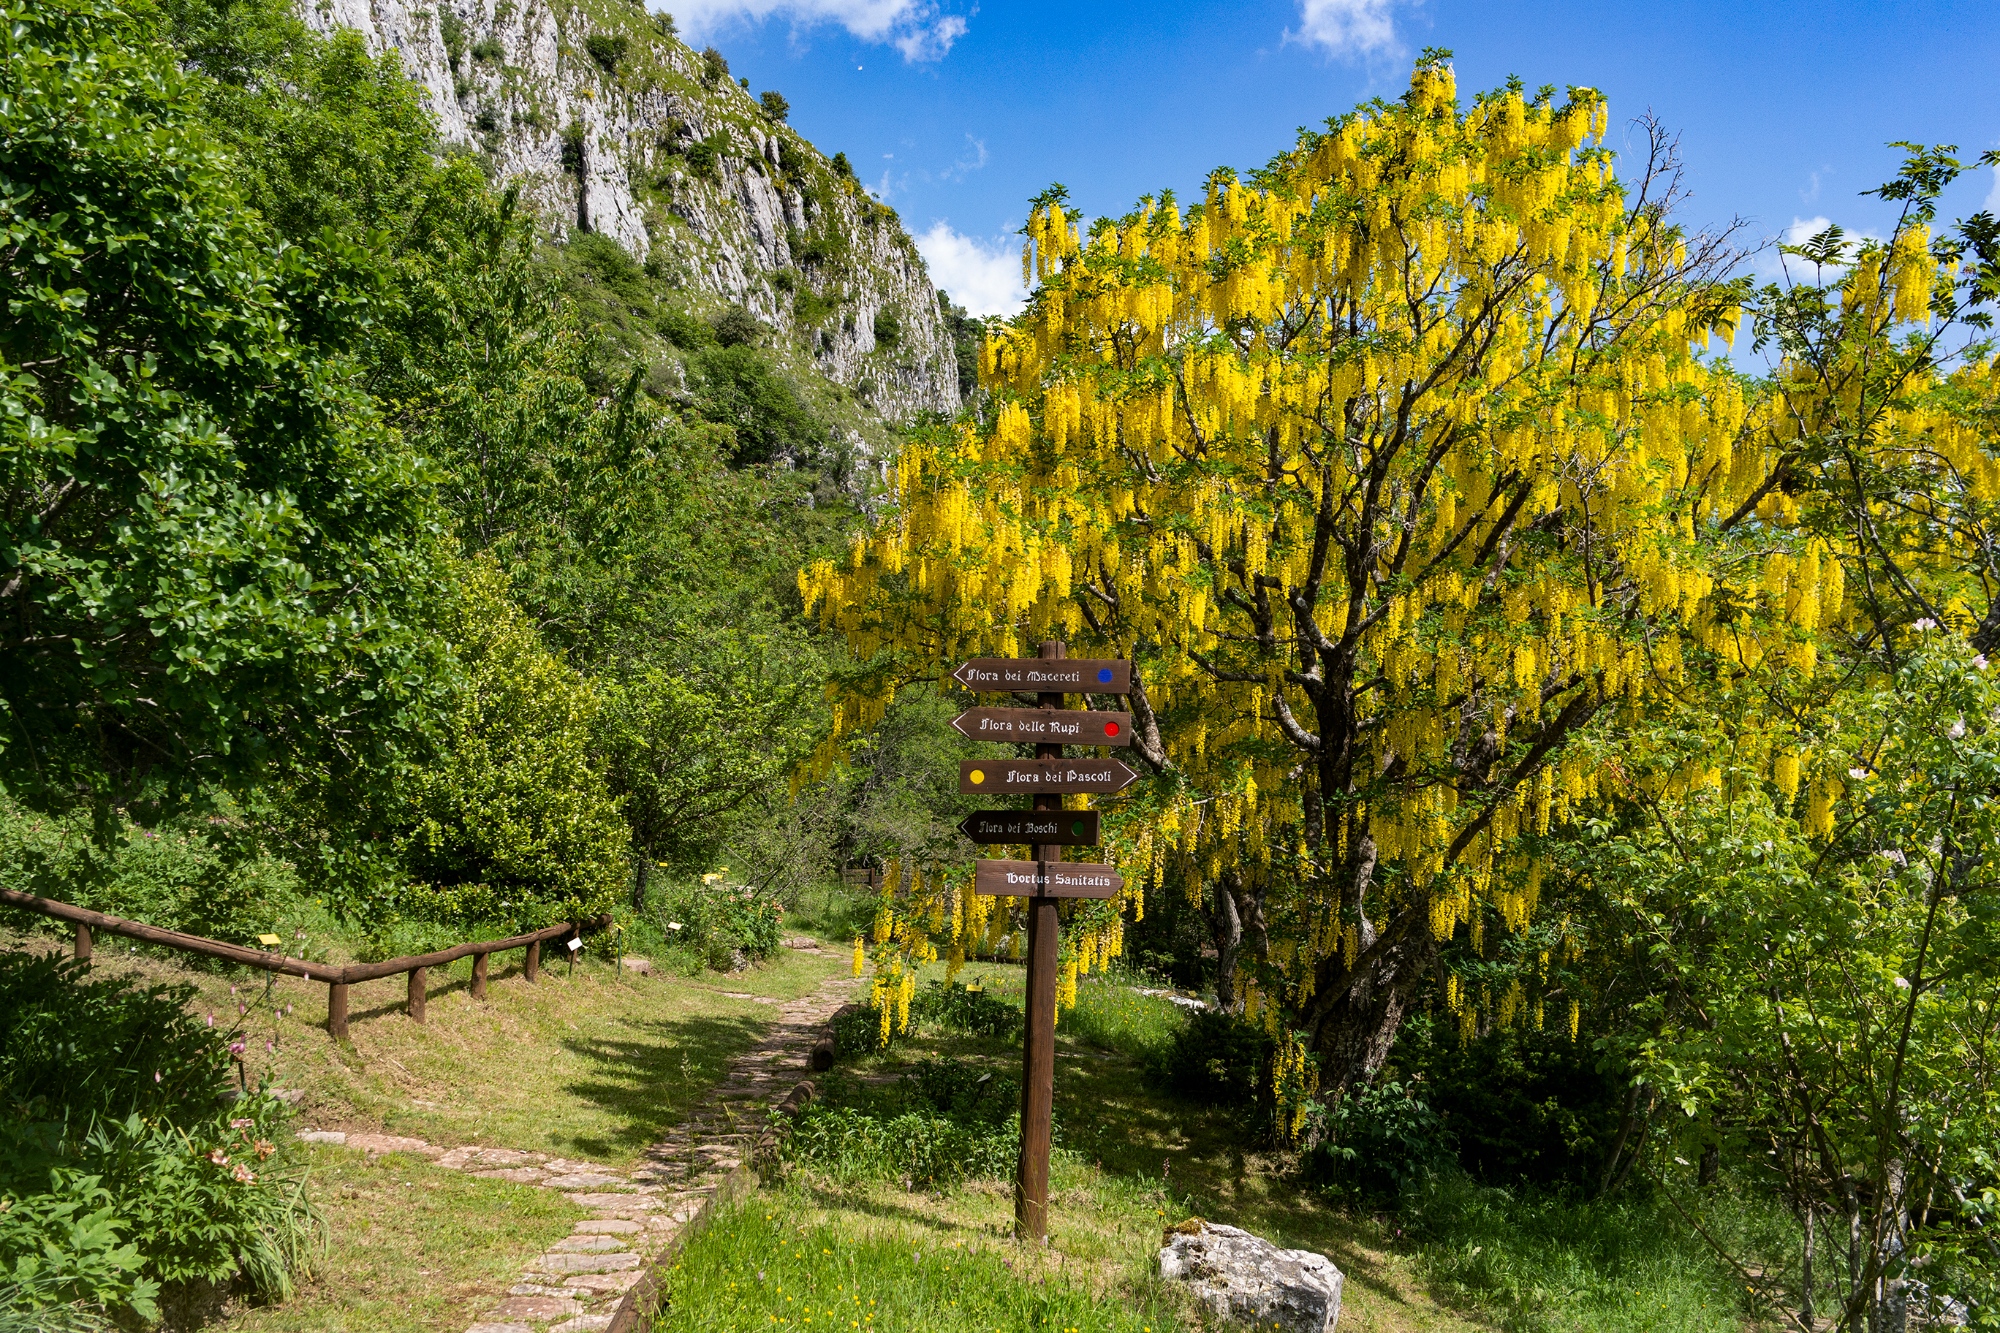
[1071,821,1086,837]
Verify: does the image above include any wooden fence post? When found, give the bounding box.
[472,951,489,1001]
[408,966,427,1022]
[73,923,92,964]
[525,939,541,982]
[328,983,349,1041]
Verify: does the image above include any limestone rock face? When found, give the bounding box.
[1158,1221,1344,1332]
[298,0,960,421]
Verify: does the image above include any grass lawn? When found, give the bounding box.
[1,925,850,1332]
[5,927,848,1165]
[215,1145,582,1333]
[657,1175,1194,1333]
[700,956,1761,1333]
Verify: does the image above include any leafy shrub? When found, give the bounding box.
[0,795,306,956]
[438,9,465,68]
[710,304,762,348]
[0,958,322,1318]
[1149,1008,1272,1106]
[584,32,627,71]
[786,1106,1014,1189]
[681,134,723,179]
[469,35,502,61]
[830,1003,884,1057]
[871,308,901,348]
[758,89,788,122]
[793,287,837,326]
[785,1058,1019,1189]
[1395,1016,1627,1189]
[645,879,782,974]
[388,560,630,931]
[657,305,715,350]
[0,1180,155,1321]
[830,151,853,178]
[692,345,827,466]
[699,44,727,83]
[1300,1080,1452,1200]
[910,979,1019,1039]
[0,954,230,1123]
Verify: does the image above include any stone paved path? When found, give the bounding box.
[296,947,856,1333]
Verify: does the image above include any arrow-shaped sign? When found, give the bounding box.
[958,810,1099,846]
[951,708,1131,746]
[951,658,1131,695]
[958,758,1140,795]
[973,859,1123,899]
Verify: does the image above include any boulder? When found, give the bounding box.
[1157,1220,1343,1332]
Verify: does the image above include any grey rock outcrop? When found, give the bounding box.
[1158,1221,1344,1332]
[299,0,959,421]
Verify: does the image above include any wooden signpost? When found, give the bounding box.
[972,859,1122,899]
[951,657,1132,694]
[951,640,1132,1243]
[958,809,1099,846]
[958,757,1140,795]
[950,708,1131,745]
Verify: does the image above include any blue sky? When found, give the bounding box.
[665,0,2000,317]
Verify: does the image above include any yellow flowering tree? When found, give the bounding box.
[802,58,1818,1093]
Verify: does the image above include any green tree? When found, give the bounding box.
[596,632,821,895]
[390,561,628,928]
[0,0,445,812]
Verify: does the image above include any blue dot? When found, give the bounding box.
[1097,667,1112,683]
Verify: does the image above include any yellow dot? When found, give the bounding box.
[970,768,986,784]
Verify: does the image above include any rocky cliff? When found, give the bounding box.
[300,0,960,421]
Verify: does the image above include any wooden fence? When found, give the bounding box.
[0,886,612,1040]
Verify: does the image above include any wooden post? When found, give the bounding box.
[1016,638,1064,1243]
[328,982,349,1041]
[525,939,541,982]
[472,951,489,1000]
[73,923,92,963]
[407,965,427,1022]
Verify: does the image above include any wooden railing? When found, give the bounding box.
[0,886,612,1040]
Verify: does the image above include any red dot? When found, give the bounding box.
[1103,721,1120,737]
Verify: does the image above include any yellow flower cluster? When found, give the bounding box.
[800,62,1950,1042]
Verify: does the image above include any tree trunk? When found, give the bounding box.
[1305,907,1433,1096]
[1800,1199,1817,1330]
[1212,872,1244,1010]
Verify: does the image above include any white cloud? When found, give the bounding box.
[940,134,987,183]
[665,0,967,62]
[1760,215,1877,281]
[1287,0,1403,59]
[914,222,1025,318]
[894,12,965,61]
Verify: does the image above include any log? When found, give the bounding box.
[525,939,541,982]
[328,982,349,1041]
[472,951,489,1000]
[73,923,91,963]
[407,966,427,1023]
